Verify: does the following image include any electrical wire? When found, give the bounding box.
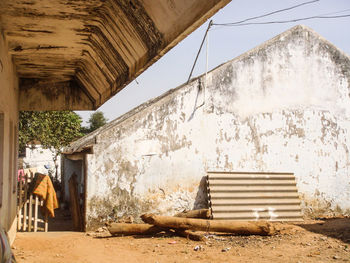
[187,2,350,84]
[187,20,213,84]
[320,8,350,16]
[213,0,320,26]
[213,14,350,27]
[209,8,350,32]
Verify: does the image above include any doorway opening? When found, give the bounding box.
[59,154,87,231]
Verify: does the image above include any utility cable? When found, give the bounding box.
[187,3,350,83]
[187,20,213,84]
[320,8,350,16]
[210,8,350,32]
[213,0,320,26]
[213,14,350,27]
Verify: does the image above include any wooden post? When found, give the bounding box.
[23,174,28,231]
[27,172,33,232]
[17,175,23,231]
[23,201,27,231]
[40,198,44,231]
[28,194,33,232]
[44,210,48,232]
[34,195,38,232]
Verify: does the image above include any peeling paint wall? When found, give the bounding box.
[21,145,61,178]
[82,26,350,228]
[0,27,19,243]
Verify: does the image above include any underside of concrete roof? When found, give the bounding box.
[0,0,230,110]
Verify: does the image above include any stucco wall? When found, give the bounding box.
[0,27,19,243]
[22,145,61,178]
[84,26,350,228]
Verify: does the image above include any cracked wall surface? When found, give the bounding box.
[66,25,350,228]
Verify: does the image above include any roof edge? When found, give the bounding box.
[64,24,350,154]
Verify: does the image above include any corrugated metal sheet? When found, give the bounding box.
[207,172,303,221]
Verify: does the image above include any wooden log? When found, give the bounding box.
[141,214,278,236]
[175,209,211,219]
[107,223,165,236]
[174,229,206,241]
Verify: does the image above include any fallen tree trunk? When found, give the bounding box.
[107,223,165,236]
[141,214,278,236]
[174,229,206,241]
[175,209,211,219]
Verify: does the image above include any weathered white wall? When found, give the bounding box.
[83,25,350,228]
[21,145,61,178]
[0,28,19,243]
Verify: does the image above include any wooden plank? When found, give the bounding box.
[34,195,38,232]
[17,205,21,231]
[23,174,28,231]
[44,210,48,232]
[28,195,33,231]
[69,173,83,231]
[17,175,23,231]
[23,199,27,231]
[28,172,33,231]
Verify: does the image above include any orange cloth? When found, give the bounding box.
[32,173,59,217]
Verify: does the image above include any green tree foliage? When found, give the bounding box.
[19,111,83,179]
[82,111,108,134]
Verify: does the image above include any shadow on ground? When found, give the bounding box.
[48,208,74,231]
[297,218,350,244]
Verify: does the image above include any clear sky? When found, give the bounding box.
[77,0,350,125]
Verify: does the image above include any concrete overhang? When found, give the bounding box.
[0,0,230,110]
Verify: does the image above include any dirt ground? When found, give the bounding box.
[13,218,350,263]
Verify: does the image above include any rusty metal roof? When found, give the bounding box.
[207,172,303,221]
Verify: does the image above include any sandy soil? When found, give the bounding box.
[13,218,350,263]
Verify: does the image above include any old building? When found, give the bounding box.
[64,25,350,229]
[19,144,61,179]
[0,0,229,242]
